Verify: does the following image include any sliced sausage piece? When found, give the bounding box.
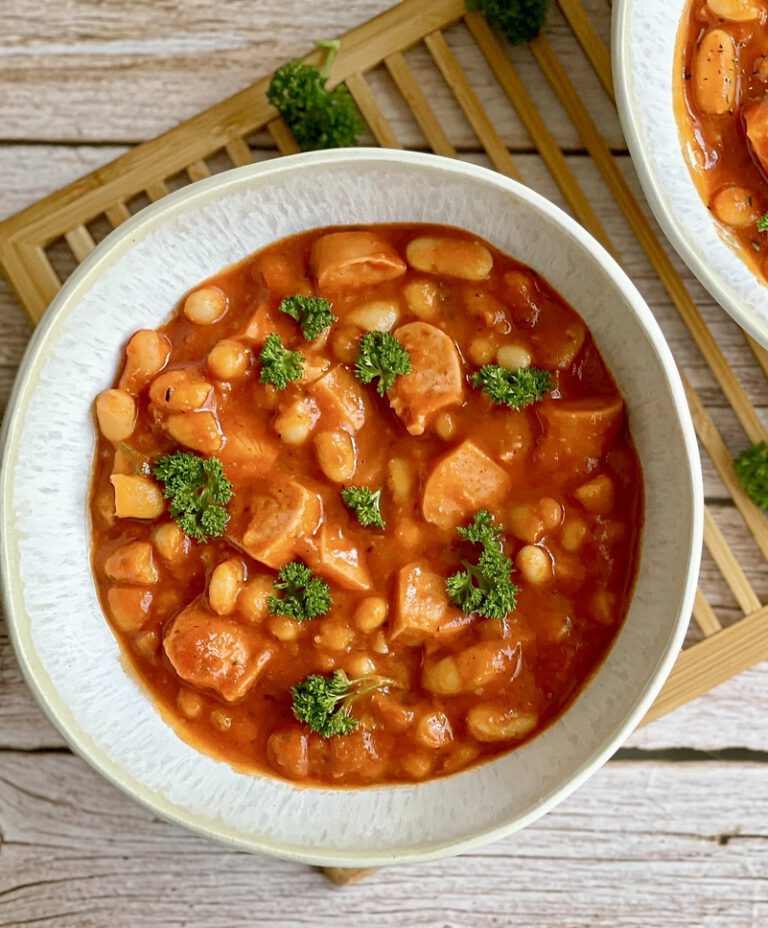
[422,440,512,531]
[104,541,158,585]
[308,365,366,431]
[163,602,271,702]
[241,481,322,569]
[535,397,623,474]
[310,231,406,290]
[388,322,464,436]
[391,561,464,644]
[744,95,768,177]
[309,522,372,592]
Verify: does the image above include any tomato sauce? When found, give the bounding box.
[89,223,643,787]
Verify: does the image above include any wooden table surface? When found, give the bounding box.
[1,1,767,925]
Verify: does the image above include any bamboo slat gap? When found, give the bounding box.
[423,31,522,180]
[703,507,762,615]
[105,203,132,228]
[384,52,457,157]
[225,137,255,167]
[145,182,169,202]
[557,0,614,99]
[64,226,97,264]
[683,379,768,561]
[186,160,212,182]
[640,603,768,725]
[345,72,403,149]
[464,11,612,252]
[530,35,768,447]
[268,117,301,155]
[692,587,722,637]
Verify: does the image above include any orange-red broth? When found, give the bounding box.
[90,224,643,787]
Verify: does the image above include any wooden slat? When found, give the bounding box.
[145,181,169,202]
[746,333,768,380]
[63,226,96,263]
[531,35,768,448]
[186,160,212,182]
[692,587,722,637]
[104,202,132,228]
[0,242,57,323]
[268,117,301,155]
[464,11,611,250]
[321,866,376,885]
[703,507,762,616]
[641,604,768,725]
[557,0,614,99]
[225,137,255,167]
[424,31,521,179]
[385,51,457,156]
[346,72,402,148]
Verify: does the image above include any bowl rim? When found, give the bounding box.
[0,148,703,866]
[612,0,768,349]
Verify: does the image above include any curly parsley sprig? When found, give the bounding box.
[291,670,395,738]
[279,295,336,341]
[341,486,385,529]
[446,510,519,619]
[152,451,233,543]
[354,331,412,395]
[268,561,331,622]
[471,364,552,409]
[259,333,304,389]
[467,0,551,45]
[734,442,768,510]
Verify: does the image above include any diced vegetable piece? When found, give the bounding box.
[149,370,212,412]
[309,523,372,592]
[107,586,154,632]
[392,561,463,644]
[536,397,624,473]
[110,474,165,519]
[164,602,272,702]
[308,365,366,430]
[119,330,171,394]
[388,322,464,436]
[310,231,406,290]
[104,541,158,585]
[241,481,322,569]
[165,411,224,454]
[405,236,493,280]
[95,389,137,442]
[422,440,512,531]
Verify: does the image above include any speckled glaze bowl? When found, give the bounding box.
[0,150,702,866]
[613,0,768,347]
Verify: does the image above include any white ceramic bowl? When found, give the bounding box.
[0,150,702,866]
[613,0,768,347]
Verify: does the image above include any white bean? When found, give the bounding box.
[314,429,357,482]
[711,186,761,228]
[208,558,246,615]
[95,389,136,442]
[348,300,400,332]
[406,236,493,280]
[515,545,553,585]
[693,29,739,116]
[497,344,532,370]
[183,286,228,325]
[207,339,251,380]
[273,398,319,445]
[110,475,165,519]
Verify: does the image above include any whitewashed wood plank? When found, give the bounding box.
[0,0,623,149]
[0,753,765,927]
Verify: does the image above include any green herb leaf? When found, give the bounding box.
[291,670,395,738]
[734,441,768,510]
[152,451,233,543]
[268,561,331,621]
[279,294,337,341]
[758,213,768,233]
[259,333,304,389]
[446,509,519,619]
[267,40,364,151]
[354,331,412,395]
[341,486,385,528]
[471,365,552,409]
[466,0,551,45]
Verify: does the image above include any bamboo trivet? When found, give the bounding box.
[1,0,767,885]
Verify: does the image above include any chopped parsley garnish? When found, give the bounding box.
[279,295,337,341]
[267,40,364,151]
[467,0,551,45]
[758,213,768,233]
[268,561,331,622]
[354,331,412,395]
[291,670,395,738]
[446,510,519,619]
[471,364,552,409]
[259,333,304,389]
[152,451,233,543]
[734,441,768,510]
[341,486,385,529]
